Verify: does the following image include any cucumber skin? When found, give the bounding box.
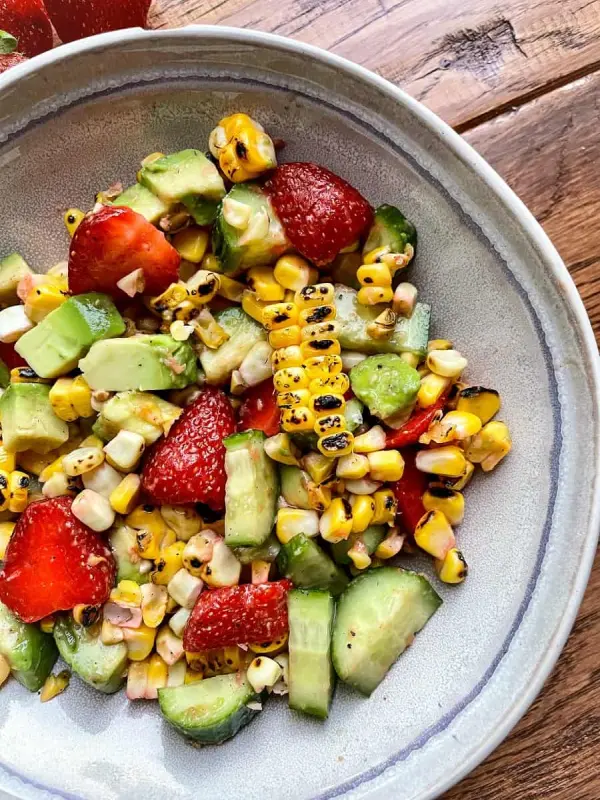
[0,601,58,692]
[278,534,349,597]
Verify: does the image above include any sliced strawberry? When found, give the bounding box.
[266,163,373,266]
[0,341,27,369]
[0,50,25,72]
[68,206,180,299]
[141,387,236,511]
[0,497,116,623]
[0,1,52,57]
[183,580,293,651]
[237,379,280,438]
[43,0,151,44]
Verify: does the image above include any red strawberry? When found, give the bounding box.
[266,163,373,266]
[0,497,116,623]
[0,1,52,57]
[183,580,293,651]
[0,51,26,73]
[43,0,151,44]
[0,341,28,369]
[68,206,180,299]
[141,387,236,510]
[237,379,280,438]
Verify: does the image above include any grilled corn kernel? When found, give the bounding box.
[186,270,221,307]
[0,521,15,559]
[262,302,298,331]
[357,263,393,287]
[417,372,452,408]
[272,345,303,370]
[156,625,184,666]
[281,406,316,433]
[0,443,15,474]
[268,325,302,348]
[70,376,94,417]
[273,366,309,392]
[182,531,219,576]
[302,451,335,484]
[249,634,288,655]
[301,320,341,342]
[353,425,387,453]
[294,283,335,310]
[247,656,283,694]
[319,497,353,543]
[103,430,145,472]
[464,420,511,471]
[167,568,204,609]
[300,338,341,359]
[173,227,209,263]
[247,266,285,302]
[426,349,468,379]
[415,446,466,477]
[109,473,142,515]
[392,282,418,317]
[299,304,337,326]
[371,490,397,525]
[210,113,276,182]
[317,431,354,457]
[414,510,456,559]
[123,624,157,662]
[200,540,242,588]
[151,283,190,314]
[160,505,202,542]
[152,541,185,586]
[0,470,10,512]
[264,432,301,466]
[314,414,346,437]
[39,616,55,635]
[276,508,320,543]
[435,548,468,584]
[64,208,85,237]
[145,653,169,699]
[304,354,343,381]
[140,583,168,628]
[195,308,230,349]
[215,274,245,304]
[367,309,397,341]
[363,246,391,264]
[349,494,375,533]
[273,255,318,292]
[427,339,453,352]
[357,286,394,305]
[306,482,332,512]
[309,392,345,416]
[242,290,270,323]
[336,453,369,480]
[7,471,29,513]
[24,281,68,322]
[423,486,465,526]
[71,489,115,532]
[62,447,104,477]
[456,386,501,425]
[277,389,312,409]
[367,449,405,482]
[420,410,482,445]
[40,671,70,703]
[110,580,142,607]
[9,366,47,384]
[440,459,475,491]
[49,378,81,422]
[375,527,405,559]
[308,375,349,396]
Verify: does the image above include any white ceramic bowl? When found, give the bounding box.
[0,27,598,800]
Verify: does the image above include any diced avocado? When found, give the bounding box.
[0,383,69,453]
[0,358,9,388]
[80,334,197,392]
[363,204,417,257]
[212,184,289,274]
[336,284,430,356]
[231,534,281,565]
[199,306,266,385]
[182,195,220,227]
[16,293,125,379]
[331,252,362,290]
[223,430,279,547]
[350,354,420,419]
[158,673,262,744]
[110,183,171,224]
[330,526,386,565]
[0,601,58,691]
[332,568,441,695]
[53,615,128,694]
[109,524,150,585]
[280,466,312,510]
[278,534,348,597]
[288,589,335,719]
[93,391,182,444]
[0,253,33,305]
[139,149,226,205]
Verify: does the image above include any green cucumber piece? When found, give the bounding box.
[280,466,312,509]
[363,204,417,256]
[224,430,279,547]
[278,534,348,597]
[231,534,281,565]
[0,601,58,691]
[53,616,128,694]
[199,306,266,385]
[159,673,262,744]
[330,526,386,565]
[288,589,335,719]
[332,568,441,695]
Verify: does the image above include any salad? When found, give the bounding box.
[0,112,511,743]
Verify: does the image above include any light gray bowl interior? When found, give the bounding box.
[0,28,598,800]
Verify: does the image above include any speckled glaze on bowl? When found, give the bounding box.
[0,26,598,800]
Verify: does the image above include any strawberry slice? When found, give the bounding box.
[0,1,52,57]
[0,51,26,74]
[141,387,236,511]
[68,206,180,299]
[266,163,373,266]
[0,497,116,623]
[0,341,27,369]
[43,0,151,44]
[183,580,293,651]
[237,379,280,438]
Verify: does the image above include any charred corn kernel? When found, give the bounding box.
[42,472,73,499]
[156,626,185,666]
[465,420,511,471]
[374,527,404,560]
[216,274,245,304]
[414,510,455,559]
[64,208,85,237]
[184,667,205,685]
[249,634,288,655]
[71,489,115,532]
[280,406,315,433]
[199,538,241,588]
[372,490,397,525]
[262,302,298,331]
[426,349,468,379]
[420,410,482,445]
[109,473,142,515]
[173,227,209,263]
[9,366,49,384]
[140,583,168,628]
[347,537,372,570]
[357,286,394,305]
[416,446,466,477]
[128,506,166,559]
[363,246,391,264]
[273,255,317,292]
[0,442,15,474]
[277,389,311,409]
[151,283,190,314]
[272,345,303,370]
[317,431,354,457]
[456,386,501,425]
[423,486,465,526]
[306,482,332,512]
[194,308,230,349]
[110,580,142,607]
[300,321,341,343]
[186,271,221,307]
[210,113,276,182]
[319,497,353,543]
[263,432,301,467]
[276,508,320,544]
[49,378,92,422]
[247,267,285,302]
[309,393,345,417]
[441,459,475,491]
[295,283,335,309]
[160,505,202,542]
[247,656,283,693]
[151,541,185,586]
[314,414,346,436]
[123,624,157,662]
[367,308,397,341]
[273,366,309,392]
[304,354,342,381]
[367,449,405,482]
[418,372,452,408]
[40,671,70,703]
[353,425,387,453]
[0,521,15,559]
[428,339,453,352]
[336,453,369,480]
[302,452,335,484]
[167,568,204,609]
[62,447,104,477]
[392,283,418,317]
[299,304,337,326]
[0,470,10,512]
[103,429,145,472]
[300,338,341,359]
[39,616,55,635]
[242,290,270,323]
[357,263,393,287]
[70,376,93,417]
[8,471,29,513]
[182,531,218,577]
[171,299,196,324]
[268,325,302,348]
[435,548,468,584]
[349,494,375,533]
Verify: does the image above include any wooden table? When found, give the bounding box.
[149,1,600,796]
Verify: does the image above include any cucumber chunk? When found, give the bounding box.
[199,306,266,386]
[0,601,58,691]
[363,204,417,257]
[53,616,128,694]
[332,568,441,695]
[288,589,335,719]
[280,466,312,509]
[231,534,281,565]
[278,534,348,597]
[158,673,262,744]
[224,430,279,547]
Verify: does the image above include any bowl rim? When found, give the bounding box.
[0,24,599,800]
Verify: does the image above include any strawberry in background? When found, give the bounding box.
[0,29,26,73]
[0,0,52,57]
[43,0,152,43]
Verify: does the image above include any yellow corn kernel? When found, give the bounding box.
[141,151,165,167]
[423,486,465,526]
[301,320,341,342]
[110,580,142,607]
[309,377,348,397]
[0,442,16,473]
[294,283,335,309]
[123,624,157,662]
[435,548,468,584]
[367,450,405,482]
[184,667,205,684]
[49,379,78,422]
[357,263,393,287]
[271,345,303,371]
[353,425,387,453]
[441,459,475,491]
[8,471,29,513]
[414,510,455,559]
[347,537,372,570]
[146,653,169,698]
[274,255,318,292]
[39,616,55,634]
[24,283,68,323]
[80,435,104,450]
[302,452,335,484]
[456,387,501,425]
[151,283,190,314]
[300,338,341,360]
[375,527,405,559]
[0,521,15,559]
[349,494,375,533]
[336,453,369,480]
[317,431,354,457]
[129,514,166,561]
[416,445,467,478]
[151,541,185,586]
[367,309,398,341]
[363,246,391,264]
[38,456,65,483]
[16,450,56,476]
[299,304,337,327]
[109,473,142,515]
[40,670,70,703]
[173,227,209,263]
[420,410,482,445]
[277,389,312,409]
[242,290,270,323]
[248,634,288,655]
[217,274,245,304]
[247,266,285,302]
[417,373,452,408]
[0,654,9,688]
[426,349,468,379]
[70,376,94,417]
[428,339,453,352]
[187,271,221,306]
[306,482,332,512]
[140,583,168,628]
[268,325,302,348]
[211,113,276,182]
[64,208,85,237]
[273,367,309,392]
[304,354,343,381]
[9,366,49,384]
[309,392,345,417]
[319,497,353,543]
[371,490,397,525]
[281,406,316,433]
[262,302,298,331]
[465,420,511,471]
[276,508,320,544]
[0,470,10,512]
[314,414,346,437]
[357,286,393,305]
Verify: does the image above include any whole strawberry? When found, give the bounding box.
[0,50,26,73]
[0,29,26,74]
[0,2,52,58]
[43,0,151,44]
[266,162,373,266]
[142,387,236,510]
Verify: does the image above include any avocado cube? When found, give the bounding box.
[199,306,266,385]
[110,183,171,224]
[139,149,226,204]
[0,253,33,305]
[0,601,58,691]
[93,391,182,445]
[350,354,420,420]
[53,616,128,694]
[15,293,125,378]
[0,383,69,453]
